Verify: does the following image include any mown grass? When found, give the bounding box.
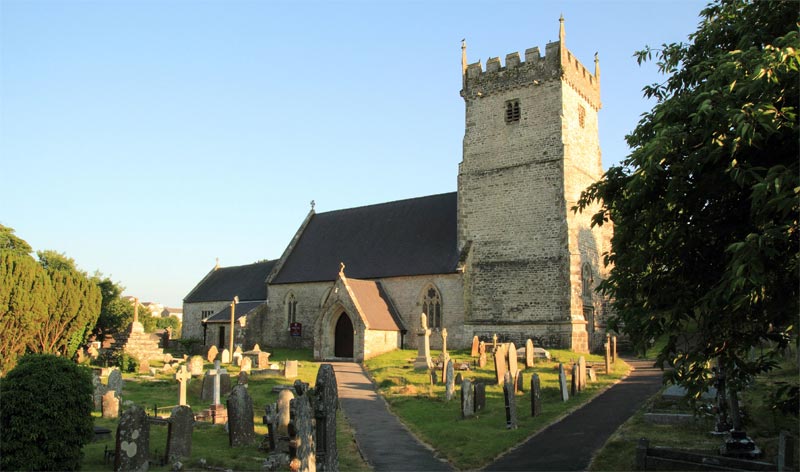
[364,348,630,470]
[589,356,800,471]
[82,348,369,471]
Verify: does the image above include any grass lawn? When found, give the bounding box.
[82,348,370,471]
[589,356,800,471]
[363,348,630,470]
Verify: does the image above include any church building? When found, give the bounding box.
[183,18,612,361]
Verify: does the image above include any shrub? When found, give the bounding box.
[119,352,139,373]
[0,354,94,470]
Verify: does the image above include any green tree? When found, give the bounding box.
[0,224,32,255]
[92,275,131,335]
[37,249,81,273]
[576,0,798,403]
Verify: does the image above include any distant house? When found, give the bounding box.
[182,260,275,350]
[161,307,183,321]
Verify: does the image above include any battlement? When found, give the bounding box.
[461,18,601,110]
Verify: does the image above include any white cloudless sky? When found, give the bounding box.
[1,0,707,307]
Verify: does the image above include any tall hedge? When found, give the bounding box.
[0,354,94,470]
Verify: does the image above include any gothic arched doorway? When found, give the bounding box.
[334,312,354,358]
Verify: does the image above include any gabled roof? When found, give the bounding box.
[272,192,458,284]
[204,301,265,324]
[184,260,275,303]
[345,278,404,331]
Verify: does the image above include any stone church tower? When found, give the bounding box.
[458,17,611,352]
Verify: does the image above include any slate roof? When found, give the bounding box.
[184,260,275,303]
[346,278,403,331]
[272,192,459,284]
[204,301,265,324]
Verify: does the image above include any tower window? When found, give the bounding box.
[505,100,520,123]
[422,286,443,329]
[578,105,586,128]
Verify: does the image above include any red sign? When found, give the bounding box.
[290,322,302,337]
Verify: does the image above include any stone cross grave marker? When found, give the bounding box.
[102,390,119,419]
[494,344,508,385]
[492,333,499,353]
[207,345,218,363]
[461,379,474,418]
[471,336,479,357]
[284,360,298,378]
[440,328,449,357]
[525,339,534,368]
[474,382,486,413]
[314,364,338,472]
[166,405,194,460]
[445,359,455,401]
[201,365,231,402]
[107,368,123,398]
[227,384,255,446]
[289,393,316,472]
[507,342,518,378]
[175,365,192,406]
[503,371,518,430]
[414,313,433,370]
[114,405,150,472]
[531,373,542,417]
[578,356,587,391]
[221,348,231,364]
[558,363,569,402]
[571,363,579,397]
[212,361,223,405]
[188,355,204,376]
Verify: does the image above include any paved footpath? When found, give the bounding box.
[330,362,453,472]
[485,358,663,471]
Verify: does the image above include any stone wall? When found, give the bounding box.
[182,301,232,343]
[255,281,333,349]
[363,329,401,360]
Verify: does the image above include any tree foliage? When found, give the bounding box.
[576,0,798,400]
[0,224,32,255]
[0,354,94,471]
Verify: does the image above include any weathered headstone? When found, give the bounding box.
[558,363,569,402]
[207,345,218,363]
[604,342,611,374]
[92,371,107,411]
[429,369,437,385]
[475,383,486,413]
[237,371,249,386]
[175,365,192,406]
[587,366,597,382]
[114,405,149,472]
[108,368,123,398]
[445,359,455,401]
[507,343,518,377]
[478,352,487,368]
[525,339,534,368]
[531,373,542,417]
[263,404,278,452]
[188,355,204,376]
[515,370,524,393]
[284,360,298,378]
[503,371,518,430]
[578,356,587,391]
[479,340,486,356]
[102,390,119,419]
[414,313,433,370]
[277,389,295,438]
[221,348,231,364]
[440,353,450,386]
[288,393,316,472]
[494,347,508,385]
[240,356,252,374]
[201,364,231,402]
[227,384,255,446]
[138,359,150,375]
[571,363,579,397]
[461,379,474,418]
[314,364,338,472]
[611,336,617,364]
[233,346,243,366]
[166,405,194,460]
[455,372,463,385]
[470,336,479,357]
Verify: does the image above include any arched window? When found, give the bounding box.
[422,285,442,329]
[581,263,594,298]
[286,292,298,326]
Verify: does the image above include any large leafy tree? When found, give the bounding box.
[576,0,798,401]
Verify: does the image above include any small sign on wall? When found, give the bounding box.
[290,322,302,337]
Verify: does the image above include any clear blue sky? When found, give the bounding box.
[1,0,706,308]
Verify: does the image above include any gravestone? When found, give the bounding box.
[201,365,231,402]
[492,334,498,353]
[515,370,524,393]
[102,390,119,419]
[479,341,486,356]
[578,356,587,391]
[507,343,518,378]
[114,405,149,472]
[445,359,455,401]
[244,345,271,369]
[202,361,228,424]
[440,328,449,358]
[531,373,542,417]
[288,393,316,472]
[571,363,579,397]
[175,365,191,406]
[455,373,463,385]
[470,336,479,357]
[429,369,437,385]
[188,355,204,376]
[107,368,123,398]
[474,383,486,413]
[604,342,611,374]
[284,360,299,378]
[263,404,278,452]
[439,353,450,387]
[92,371,107,411]
[494,347,508,385]
[587,366,597,382]
[138,359,150,375]
[461,379,474,418]
[314,364,338,472]
[611,336,617,364]
[221,348,231,364]
[413,313,433,370]
[237,371,249,386]
[558,363,569,402]
[478,352,487,368]
[525,339,534,368]
[166,405,194,460]
[227,384,255,446]
[207,345,218,363]
[240,356,252,374]
[503,371,518,430]
[277,389,295,438]
[233,346,243,366]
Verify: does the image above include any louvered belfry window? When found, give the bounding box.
[505,99,520,123]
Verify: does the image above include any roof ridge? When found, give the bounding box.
[316,191,457,217]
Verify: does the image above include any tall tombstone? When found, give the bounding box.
[414,313,433,370]
[440,328,449,358]
[571,363,579,397]
[515,370,524,394]
[201,367,231,402]
[440,353,450,386]
[288,394,316,472]
[277,389,295,439]
[503,371,518,430]
[507,343,518,378]
[530,373,542,417]
[525,339,535,368]
[445,359,455,401]
[314,364,338,472]
[558,363,570,402]
[604,341,611,374]
[611,336,618,364]
[474,383,486,413]
[578,356,587,392]
[107,368,123,398]
[221,348,231,364]
[166,405,194,460]
[227,384,255,446]
[207,345,219,363]
[493,346,508,386]
[102,390,120,419]
[284,360,299,378]
[478,352,487,368]
[461,379,474,418]
[114,405,150,472]
[188,355,205,376]
[470,336,480,357]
